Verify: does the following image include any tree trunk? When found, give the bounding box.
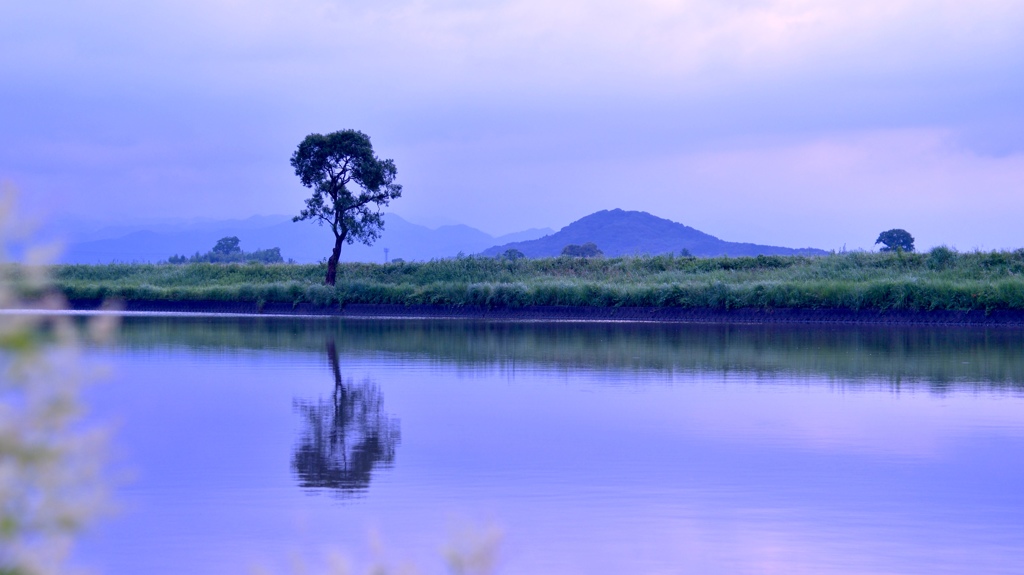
[327,339,346,415]
[325,233,344,286]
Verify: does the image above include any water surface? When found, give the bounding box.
[79,318,1024,574]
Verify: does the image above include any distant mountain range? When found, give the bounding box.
[46,208,826,264]
[481,209,827,258]
[54,214,553,264]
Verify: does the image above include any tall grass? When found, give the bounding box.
[36,248,1024,311]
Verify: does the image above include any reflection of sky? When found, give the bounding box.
[4,1,1024,250]
[79,347,1024,575]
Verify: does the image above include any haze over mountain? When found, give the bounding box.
[45,209,827,263]
[481,210,828,258]
[53,214,552,264]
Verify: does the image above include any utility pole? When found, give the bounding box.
[384,248,389,263]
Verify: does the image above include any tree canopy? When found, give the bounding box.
[875,229,915,253]
[501,248,526,261]
[212,236,241,255]
[291,130,402,285]
[562,242,603,257]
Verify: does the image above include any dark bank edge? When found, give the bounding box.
[58,299,1024,326]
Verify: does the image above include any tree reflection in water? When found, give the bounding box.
[291,339,400,493]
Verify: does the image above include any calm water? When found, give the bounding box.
[77,317,1024,574]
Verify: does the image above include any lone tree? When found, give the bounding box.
[291,130,402,285]
[562,242,603,257]
[875,229,915,253]
[212,236,241,256]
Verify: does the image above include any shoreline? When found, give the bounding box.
[16,299,1021,326]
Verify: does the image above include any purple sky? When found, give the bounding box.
[3,0,1024,250]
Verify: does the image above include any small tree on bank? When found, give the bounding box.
[501,248,526,261]
[212,236,242,256]
[291,130,402,285]
[875,229,915,253]
[562,242,603,257]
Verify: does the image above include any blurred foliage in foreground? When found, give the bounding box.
[253,525,502,575]
[39,248,1024,311]
[0,190,113,575]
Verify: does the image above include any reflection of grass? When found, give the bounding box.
[0,188,112,575]
[43,249,1024,311]
[115,317,1024,392]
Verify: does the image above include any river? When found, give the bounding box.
[77,317,1024,574]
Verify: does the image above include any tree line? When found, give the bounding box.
[168,236,286,264]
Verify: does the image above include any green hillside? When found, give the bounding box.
[481,209,827,258]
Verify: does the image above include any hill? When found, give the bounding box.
[481,209,828,258]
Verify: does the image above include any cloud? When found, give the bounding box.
[8,0,1024,98]
[389,127,1024,249]
[665,129,1024,249]
[2,0,1023,242]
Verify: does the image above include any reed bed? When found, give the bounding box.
[35,248,1024,312]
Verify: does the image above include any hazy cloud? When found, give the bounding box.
[3,0,1023,247]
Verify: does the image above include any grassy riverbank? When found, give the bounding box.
[27,248,1024,312]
